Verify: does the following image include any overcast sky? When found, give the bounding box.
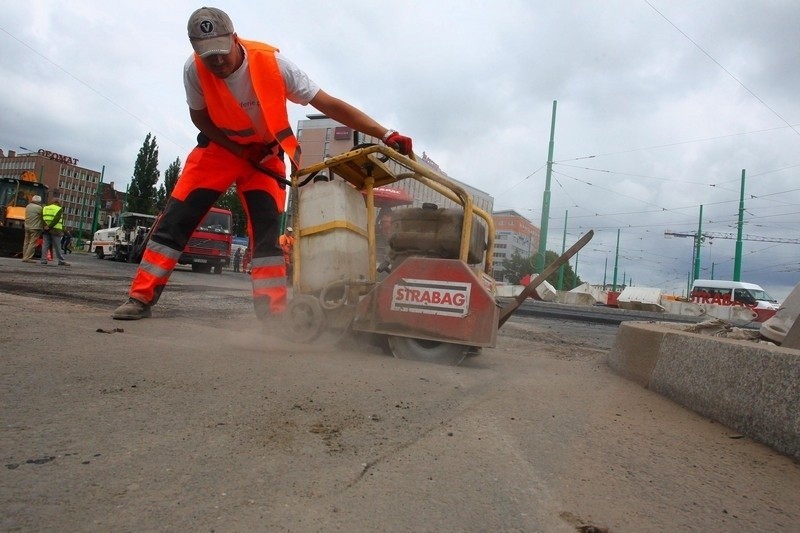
[2,1,798,301]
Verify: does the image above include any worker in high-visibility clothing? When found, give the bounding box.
[41,193,70,267]
[278,226,294,282]
[113,6,412,321]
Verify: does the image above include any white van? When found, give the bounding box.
[689,279,779,311]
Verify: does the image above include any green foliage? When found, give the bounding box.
[126,133,160,214]
[156,157,181,211]
[124,139,245,235]
[502,250,534,285]
[502,249,583,290]
[215,186,247,236]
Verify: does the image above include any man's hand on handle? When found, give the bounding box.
[238,142,275,165]
[382,130,413,156]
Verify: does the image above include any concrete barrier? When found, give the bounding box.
[569,282,607,304]
[557,291,598,306]
[495,281,559,301]
[608,321,800,461]
[617,286,664,313]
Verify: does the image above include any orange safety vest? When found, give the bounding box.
[279,234,294,263]
[194,39,301,168]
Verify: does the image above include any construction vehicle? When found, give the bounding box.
[0,172,48,257]
[134,206,233,274]
[286,145,593,365]
[92,212,157,262]
[178,207,233,274]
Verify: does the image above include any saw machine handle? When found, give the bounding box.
[497,230,594,328]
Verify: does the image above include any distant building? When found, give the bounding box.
[491,209,540,282]
[295,115,494,214]
[0,146,122,236]
[97,182,128,229]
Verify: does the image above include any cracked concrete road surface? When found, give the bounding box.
[1,255,798,531]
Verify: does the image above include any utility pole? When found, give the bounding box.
[613,229,620,291]
[734,169,746,281]
[557,210,568,290]
[693,205,703,282]
[76,192,89,247]
[536,100,557,273]
[88,166,105,252]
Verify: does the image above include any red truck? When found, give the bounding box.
[181,207,233,274]
[136,207,233,274]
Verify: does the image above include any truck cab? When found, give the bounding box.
[178,207,233,274]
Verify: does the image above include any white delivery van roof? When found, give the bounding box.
[691,279,763,291]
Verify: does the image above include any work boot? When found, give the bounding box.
[58,261,71,266]
[112,298,152,320]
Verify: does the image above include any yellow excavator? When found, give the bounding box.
[0,171,49,257]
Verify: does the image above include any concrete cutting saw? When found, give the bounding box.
[287,144,593,365]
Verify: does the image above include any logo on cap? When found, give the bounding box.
[200,20,215,35]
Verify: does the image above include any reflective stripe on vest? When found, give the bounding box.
[194,39,301,168]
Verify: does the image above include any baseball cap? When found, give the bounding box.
[187,7,235,58]
[31,195,42,203]
[286,226,293,232]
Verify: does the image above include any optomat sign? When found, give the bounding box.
[391,279,472,317]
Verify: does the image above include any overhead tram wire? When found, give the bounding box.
[556,162,716,186]
[493,164,547,200]
[551,168,713,219]
[556,162,800,206]
[644,0,800,139]
[554,124,800,163]
[0,25,189,154]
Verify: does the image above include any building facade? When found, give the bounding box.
[491,209,540,282]
[0,147,108,237]
[295,115,494,214]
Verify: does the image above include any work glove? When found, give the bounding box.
[383,130,413,156]
[239,142,275,165]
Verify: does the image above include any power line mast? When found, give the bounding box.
[664,230,800,245]
[665,229,800,283]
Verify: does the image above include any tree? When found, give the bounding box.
[126,133,160,214]
[502,249,583,289]
[156,157,181,211]
[215,186,247,236]
[501,250,534,285]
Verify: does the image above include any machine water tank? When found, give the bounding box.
[297,177,369,292]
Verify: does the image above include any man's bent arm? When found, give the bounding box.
[309,90,390,140]
[190,107,246,156]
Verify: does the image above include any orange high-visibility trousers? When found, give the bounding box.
[128,142,288,317]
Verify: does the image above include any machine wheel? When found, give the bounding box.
[387,336,468,366]
[213,264,223,275]
[96,248,105,259]
[286,295,326,342]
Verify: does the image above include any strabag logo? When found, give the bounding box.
[391,279,471,317]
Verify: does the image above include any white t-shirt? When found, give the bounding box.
[183,47,320,140]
